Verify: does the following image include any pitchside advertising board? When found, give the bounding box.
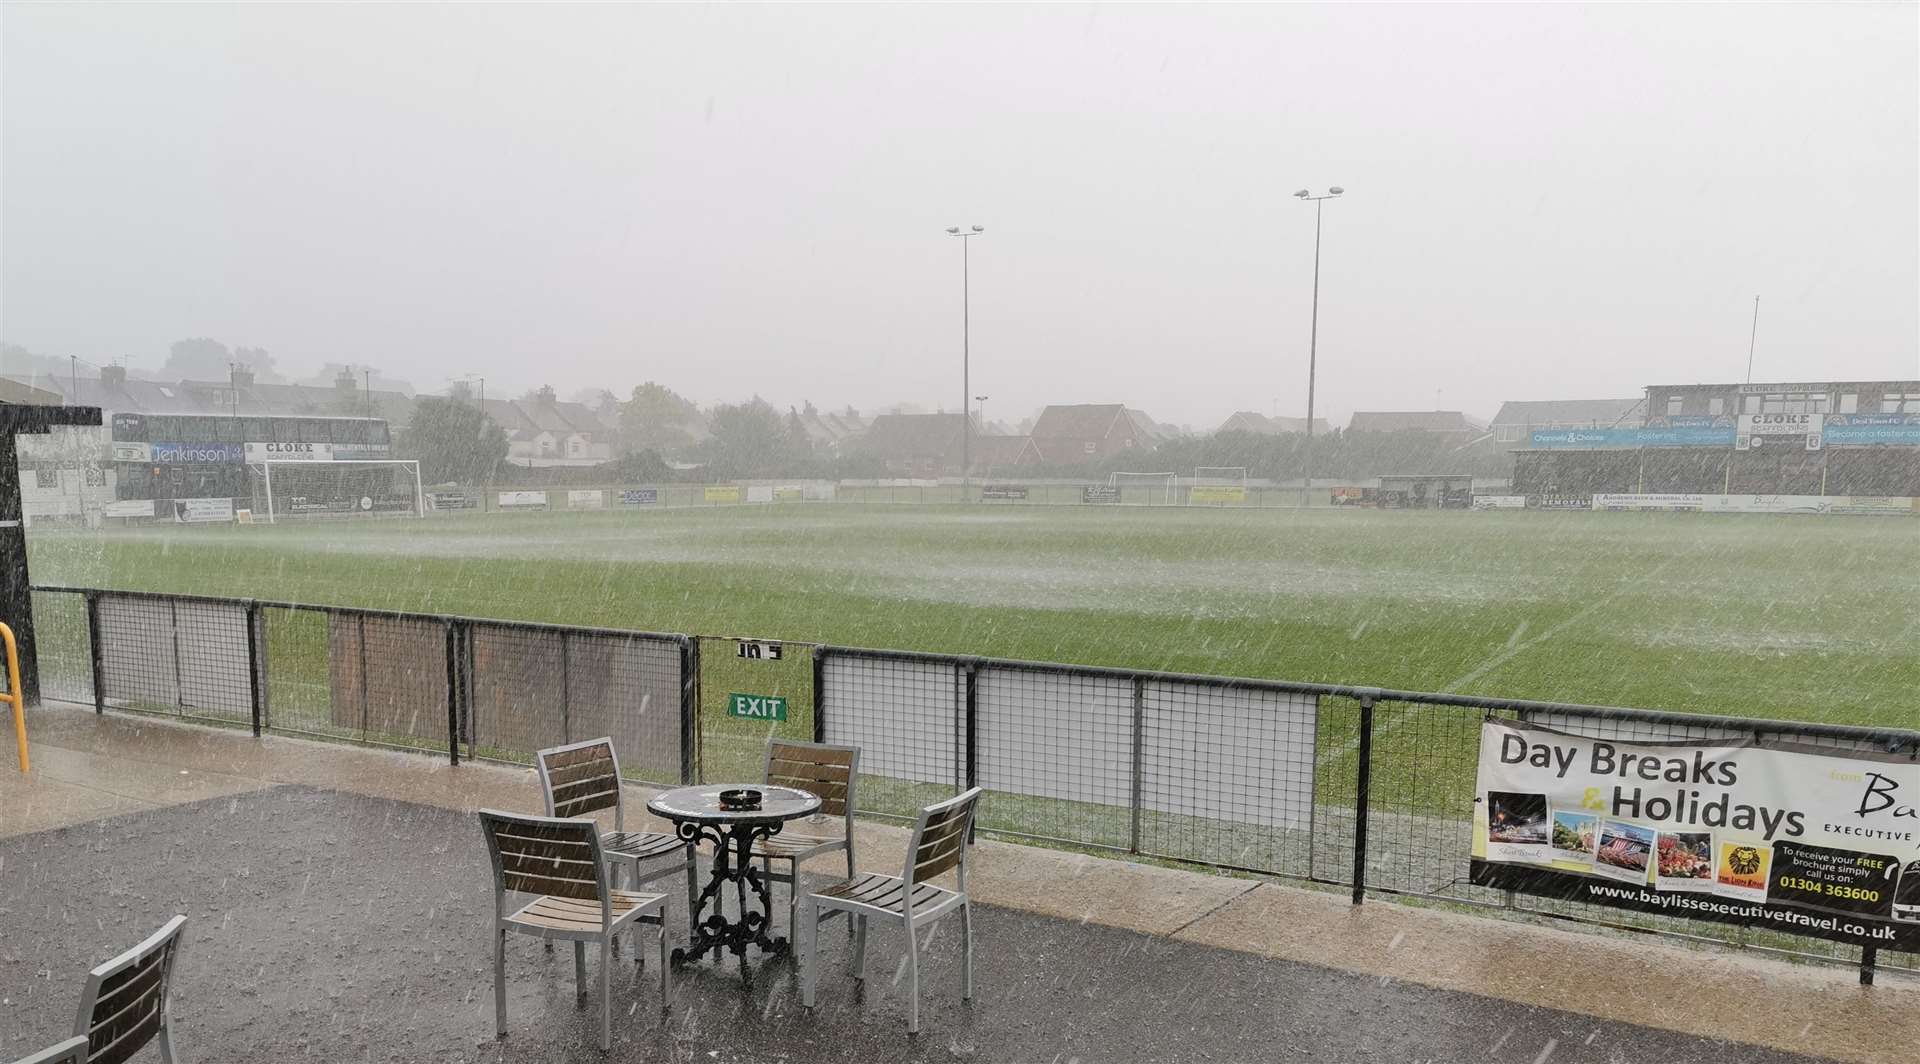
[1472,721,1920,951]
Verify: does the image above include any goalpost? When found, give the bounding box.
[1192,466,1249,506]
[1107,471,1177,506]
[252,460,425,523]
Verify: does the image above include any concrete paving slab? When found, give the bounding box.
[1174,881,1920,1064]
[1,786,1840,1064]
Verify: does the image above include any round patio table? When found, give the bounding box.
[646,784,822,982]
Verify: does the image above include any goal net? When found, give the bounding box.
[1191,466,1249,505]
[249,460,424,522]
[1107,471,1177,506]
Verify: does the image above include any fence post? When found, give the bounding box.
[679,637,699,784]
[963,661,979,843]
[1351,690,1379,905]
[444,619,461,766]
[559,630,571,744]
[810,647,825,744]
[1860,946,1876,986]
[1129,676,1145,855]
[244,600,263,737]
[85,591,105,714]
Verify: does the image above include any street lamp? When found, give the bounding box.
[1292,187,1344,507]
[974,394,990,433]
[947,225,984,494]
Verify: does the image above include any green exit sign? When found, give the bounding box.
[727,693,788,722]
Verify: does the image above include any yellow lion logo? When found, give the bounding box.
[1727,846,1763,875]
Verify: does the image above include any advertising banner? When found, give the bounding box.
[1822,414,1920,446]
[567,490,604,509]
[1471,495,1528,510]
[982,485,1029,500]
[111,442,151,463]
[1594,493,1706,512]
[1736,413,1823,451]
[773,485,803,501]
[1083,486,1119,504]
[1190,486,1248,504]
[244,442,335,462]
[1828,496,1920,516]
[1530,494,1595,511]
[1471,721,1920,951]
[705,486,742,503]
[496,491,548,509]
[746,485,775,503]
[426,492,477,511]
[102,499,158,519]
[170,497,234,522]
[620,488,658,506]
[151,442,245,465]
[1528,426,1736,449]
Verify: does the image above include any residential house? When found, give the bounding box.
[1215,411,1332,436]
[481,385,619,467]
[969,434,1043,476]
[793,403,871,454]
[1346,410,1488,436]
[859,413,967,477]
[1029,404,1163,463]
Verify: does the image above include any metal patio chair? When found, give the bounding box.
[8,1036,89,1064]
[72,914,187,1064]
[800,786,982,1035]
[478,809,671,1052]
[536,737,697,940]
[753,739,860,935]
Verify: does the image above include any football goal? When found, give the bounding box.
[1191,466,1249,505]
[1107,471,1178,506]
[250,460,424,522]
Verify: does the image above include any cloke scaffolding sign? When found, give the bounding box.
[1471,720,1920,950]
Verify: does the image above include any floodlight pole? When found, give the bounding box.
[947,226,984,498]
[1295,187,1343,508]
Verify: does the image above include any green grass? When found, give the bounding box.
[28,504,1919,728]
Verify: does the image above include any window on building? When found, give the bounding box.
[1743,395,1760,413]
[1496,426,1521,442]
[34,466,58,489]
[1708,397,1724,415]
[214,418,245,442]
[298,419,330,443]
[1839,394,1858,414]
[1666,396,1683,415]
[1083,441,1097,454]
[1883,392,1920,413]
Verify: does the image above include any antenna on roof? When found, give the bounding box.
[1744,295,1760,384]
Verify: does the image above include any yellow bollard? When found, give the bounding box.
[1,622,25,772]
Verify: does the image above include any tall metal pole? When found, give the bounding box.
[1303,198,1322,509]
[1744,295,1760,384]
[962,234,970,496]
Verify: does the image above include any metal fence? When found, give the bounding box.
[26,584,1919,980]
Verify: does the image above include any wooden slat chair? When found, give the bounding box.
[800,787,983,1035]
[8,1036,89,1064]
[753,739,859,936]
[536,738,697,940]
[71,915,186,1064]
[478,810,671,1052]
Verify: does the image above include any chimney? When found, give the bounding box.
[335,368,357,394]
[100,364,128,387]
[536,384,557,404]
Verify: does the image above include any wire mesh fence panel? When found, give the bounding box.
[565,631,684,784]
[1310,694,1363,886]
[95,594,250,725]
[323,612,449,751]
[28,589,92,705]
[1360,700,1504,902]
[467,623,567,764]
[696,636,813,786]
[974,665,1133,851]
[1139,680,1318,876]
[259,606,333,738]
[818,651,962,821]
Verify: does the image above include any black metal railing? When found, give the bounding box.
[27,583,1919,980]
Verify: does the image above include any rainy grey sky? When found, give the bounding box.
[3,3,1915,428]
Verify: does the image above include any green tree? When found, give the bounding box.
[398,396,509,484]
[164,338,283,382]
[619,381,700,454]
[702,398,792,477]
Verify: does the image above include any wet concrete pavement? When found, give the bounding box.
[2,784,1842,1064]
[4,706,1917,1063]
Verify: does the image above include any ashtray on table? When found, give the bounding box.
[718,788,764,811]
